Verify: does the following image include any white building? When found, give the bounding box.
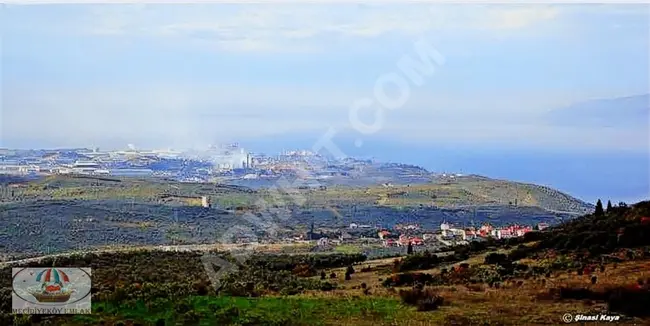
[317,237,330,246]
[208,146,252,170]
[440,221,451,236]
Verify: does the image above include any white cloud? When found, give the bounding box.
[30,4,565,53]
[483,6,559,30]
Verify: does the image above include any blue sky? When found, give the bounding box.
[1,4,649,202]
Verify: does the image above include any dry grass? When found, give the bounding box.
[302,256,650,325]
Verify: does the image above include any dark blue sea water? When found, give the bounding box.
[246,135,649,205]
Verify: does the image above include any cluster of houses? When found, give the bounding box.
[440,221,540,241]
[290,219,551,249]
[378,221,550,248]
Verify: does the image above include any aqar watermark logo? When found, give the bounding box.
[12,267,92,314]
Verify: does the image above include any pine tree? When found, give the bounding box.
[595,199,604,217]
[407,242,414,255]
[606,200,613,213]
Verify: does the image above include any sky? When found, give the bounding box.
[1,4,649,203]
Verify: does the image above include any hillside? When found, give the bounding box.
[546,93,649,128]
[511,200,650,259]
[2,201,649,325]
[0,174,592,257]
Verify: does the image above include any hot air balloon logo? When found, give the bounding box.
[28,268,74,303]
[12,267,92,309]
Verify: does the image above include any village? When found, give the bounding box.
[286,220,551,253]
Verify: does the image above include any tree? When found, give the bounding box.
[606,200,613,213]
[346,265,355,275]
[407,242,414,255]
[595,199,604,217]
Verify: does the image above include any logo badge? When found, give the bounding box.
[12,267,92,314]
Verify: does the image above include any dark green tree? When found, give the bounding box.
[595,199,604,217]
[407,241,414,255]
[346,265,355,275]
[606,200,613,213]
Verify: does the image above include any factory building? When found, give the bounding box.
[208,145,253,171]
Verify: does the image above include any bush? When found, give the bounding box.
[319,282,335,291]
[557,287,606,301]
[607,287,650,317]
[292,264,317,277]
[383,273,435,287]
[346,265,355,275]
[397,252,441,272]
[398,288,444,311]
[484,253,509,265]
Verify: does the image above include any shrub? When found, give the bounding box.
[398,288,444,311]
[556,287,606,301]
[382,273,435,287]
[320,271,326,280]
[319,282,335,291]
[292,264,317,277]
[484,253,509,265]
[607,288,650,317]
[330,273,337,279]
[346,265,355,275]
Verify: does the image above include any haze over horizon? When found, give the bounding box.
[1,4,648,205]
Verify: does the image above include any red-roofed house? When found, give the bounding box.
[383,239,398,247]
[378,230,391,240]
